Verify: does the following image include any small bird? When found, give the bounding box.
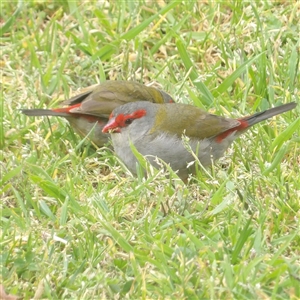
[22,80,174,147]
[102,101,297,180]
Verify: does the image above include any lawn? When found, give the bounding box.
[1,1,299,299]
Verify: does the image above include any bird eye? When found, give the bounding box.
[125,118,133,125]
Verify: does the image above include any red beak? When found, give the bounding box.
[102,117,120,133]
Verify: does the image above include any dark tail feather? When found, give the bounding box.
[21,109,69,117]
[243,102,297,127]
[61,90,93,106]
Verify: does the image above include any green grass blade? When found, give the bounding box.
[0,0,23,36]
[262,144,288,176]
[213,52,265,96]
[176,38,214,105]
[271,117,300,150]
[101,222,134,253]
[231,216,253,264]
[39,200,56,221]
[288,43,299,91]
[120,1,180,41]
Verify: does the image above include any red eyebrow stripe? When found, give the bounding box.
[114,109,147,128]
[131,109,147,119]
[115,113,125,124]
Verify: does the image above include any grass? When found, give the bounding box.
[1,1,300,299]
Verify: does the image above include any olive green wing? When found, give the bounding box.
[66,81,173,118]
[151,104,240,140]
